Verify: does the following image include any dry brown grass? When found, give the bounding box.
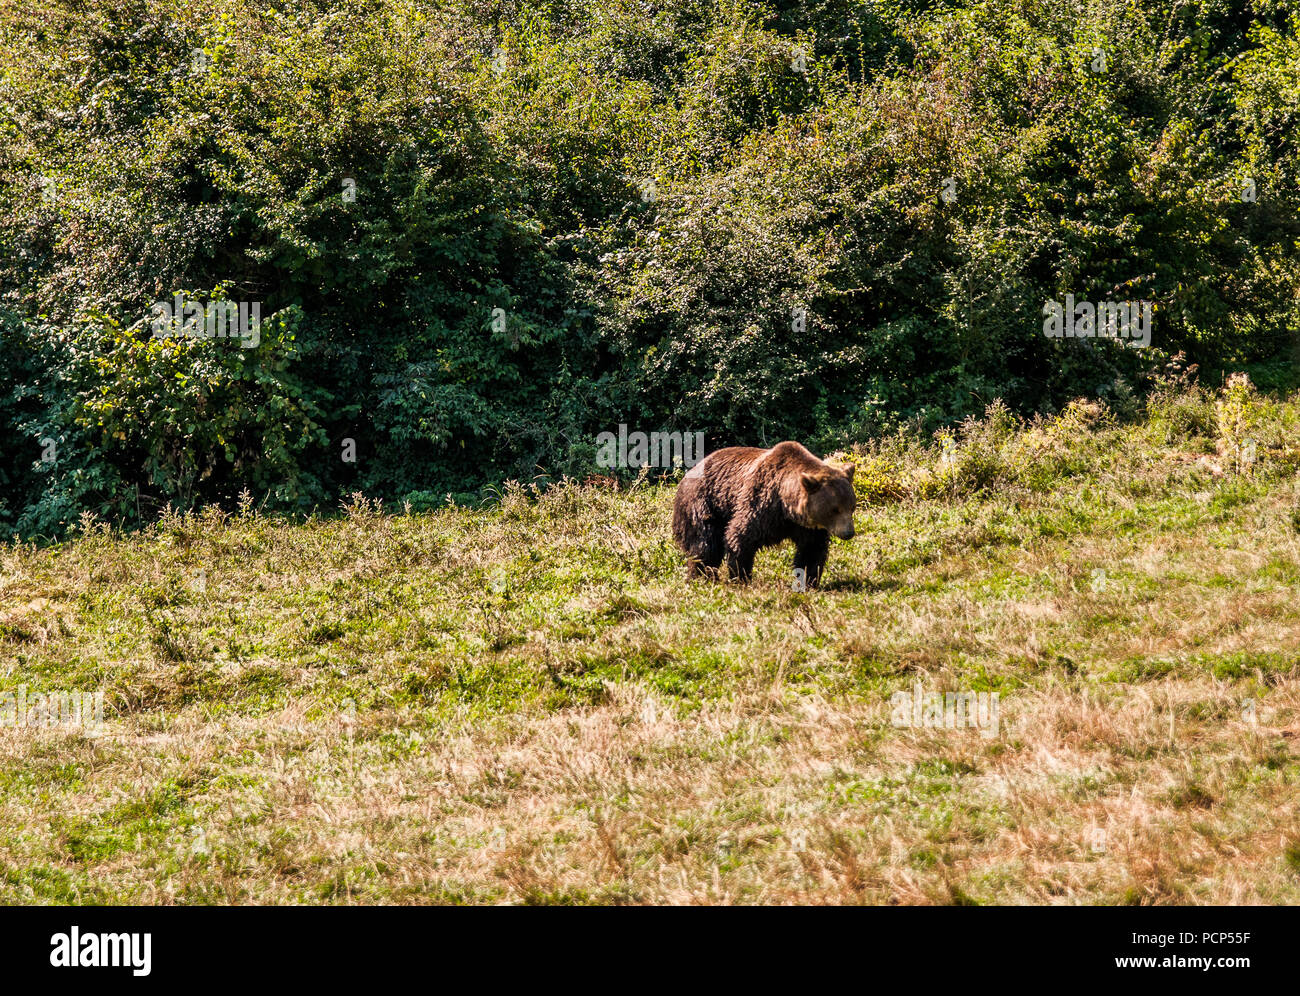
[2,398,1300,904]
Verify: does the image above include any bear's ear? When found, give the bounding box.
[840,463,855,482]
[801,472,823,492]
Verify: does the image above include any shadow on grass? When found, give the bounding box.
[821,575,901,593]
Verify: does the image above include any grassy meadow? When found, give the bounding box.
[2,379,1300,904]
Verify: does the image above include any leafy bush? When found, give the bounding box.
[844,454,909,506]
[1,0,1298,536]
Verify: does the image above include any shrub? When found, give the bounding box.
[2,0,1298,535]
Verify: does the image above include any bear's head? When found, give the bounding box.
[797,463,856,540]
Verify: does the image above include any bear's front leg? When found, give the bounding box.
[793,531,830,588]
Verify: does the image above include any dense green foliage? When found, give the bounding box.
[2,0,1298,535]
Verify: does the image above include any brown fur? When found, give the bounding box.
[671,441,856,586]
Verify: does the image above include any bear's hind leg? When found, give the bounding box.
[687,534,724,581]
[725,547,755,583]
[682,520,725,581]
[724,534,757,584]
[674,484,726,581]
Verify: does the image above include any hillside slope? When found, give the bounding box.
[2,387,1300,904]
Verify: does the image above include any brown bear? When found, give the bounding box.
[671,441,856,587]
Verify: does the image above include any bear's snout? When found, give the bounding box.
[834,523,855,541]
